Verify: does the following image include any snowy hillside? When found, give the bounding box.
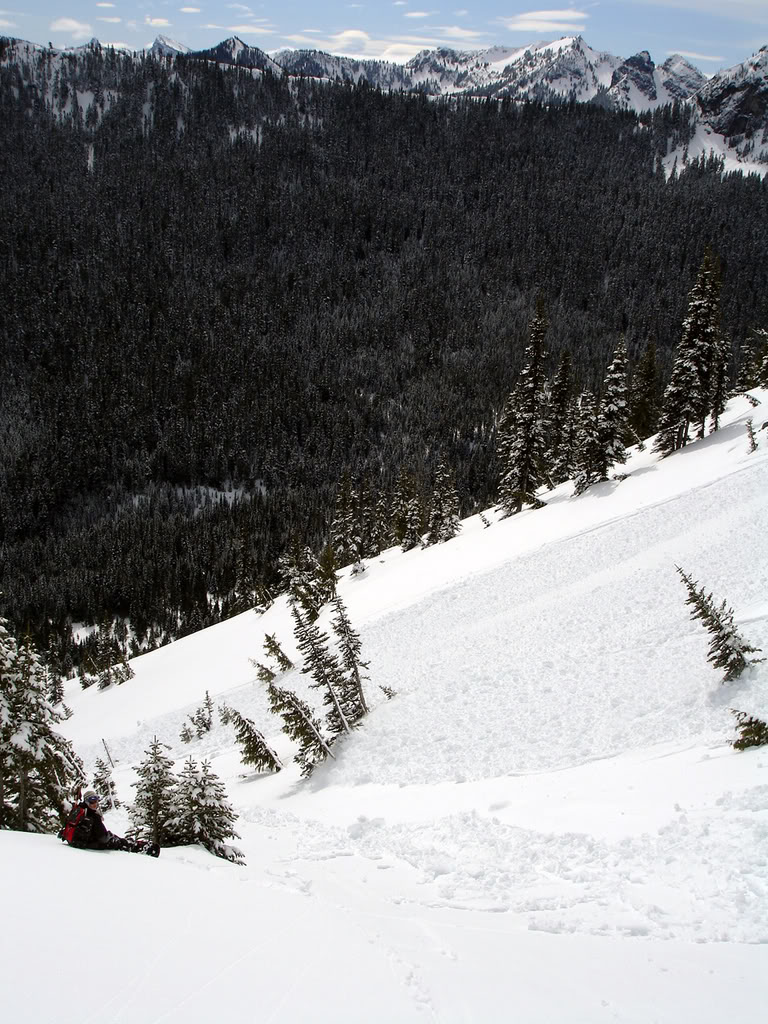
[2,392,768,1021]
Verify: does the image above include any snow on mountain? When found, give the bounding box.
[188,35,283,76]
[272,48,408,89]
[3,392,766,1022]
[696,45,768,164]
[150,35,191,58]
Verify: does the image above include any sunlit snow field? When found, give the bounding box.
[2,392,767,1022]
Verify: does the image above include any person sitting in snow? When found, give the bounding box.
[67,791,158,856]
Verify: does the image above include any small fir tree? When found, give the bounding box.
[263,633,293,673]
[92,757,120,810]
[168,757,245,864]
[677,566,764,684]
[222,703,282,773]
[129,736,178,846]
[731,710,768,750]
[573,390,601,495]
[596,338,630,477]
[267,681,336,776]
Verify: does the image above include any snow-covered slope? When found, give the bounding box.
[696,45,768,164]
[2,392,766,1022]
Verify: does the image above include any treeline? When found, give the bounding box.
[1,42,767,663]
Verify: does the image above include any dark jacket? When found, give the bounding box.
[72,803,113,848]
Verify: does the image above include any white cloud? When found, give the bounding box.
[98,17,121,24]
[0,18,17,27]
[145,17,171,27]
[50,17,93,39]
[179,6,201,11]
[670,49,725,62]
[280,28,439,62]
[228,3,252,11]
[96,3,115,7]
[405,10,433,17]
[437,25,486,41]
[498,9,588,34]
[227,24,275,33]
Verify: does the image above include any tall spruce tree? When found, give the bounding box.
[629,341,661,443]
[654,251,728,456]
[595,338,630,478]
[292,605,363,735]
[330,594,370,716]
[424,457,461,545]
[0,621,85,832]
[573,390,601,495]
[497,302,552,515]
[545,350,575,486]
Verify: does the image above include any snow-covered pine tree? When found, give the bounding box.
[0,622,85,832]
[190,690,214,737]
[330,472,356,567]
[94,618,135,690]
[544,349,574,486]
[267,680,336,776]
[572,390,601,495]
[330,594,369,716]
[424,457,461,545]
[222,703,282,773]
[731,710,768,750]
[596,338,630,478]
[129,736,178,846]
[168,757,245,864]
[92,757,120,810]
[654,251,728,456]
[280,545,336,620]
[292,605,363,735]
[497,301,552,515]
[677,567,764,684]
[628,341,661,444]
[263,633,293,672]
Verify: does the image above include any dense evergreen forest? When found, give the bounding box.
[1,43,767,671]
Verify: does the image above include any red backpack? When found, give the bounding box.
[59,802,88,844]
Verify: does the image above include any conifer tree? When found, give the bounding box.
[129,737,178,846]
[292,605,361,735]
[330,594,369,716]
[677,567,764,684]
[424,457,461,545]
[731,710,768,750]
[544,350,574,486]
[330,472,356,567]
[222,704,282,773]
[0,621,85,832]
[595,338,630,478]
[267,681,336,776]
[655,251,728,456]
[573,390,601,495]
[497,302,552,515]
[92,757,120,810]
[629,341,661,444]
[169,758,245,864]
[263,633,293,673]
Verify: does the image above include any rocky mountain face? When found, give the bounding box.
[695,46,768,163]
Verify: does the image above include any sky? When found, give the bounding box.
[3,2,768,73]
[2,387,767,1021]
